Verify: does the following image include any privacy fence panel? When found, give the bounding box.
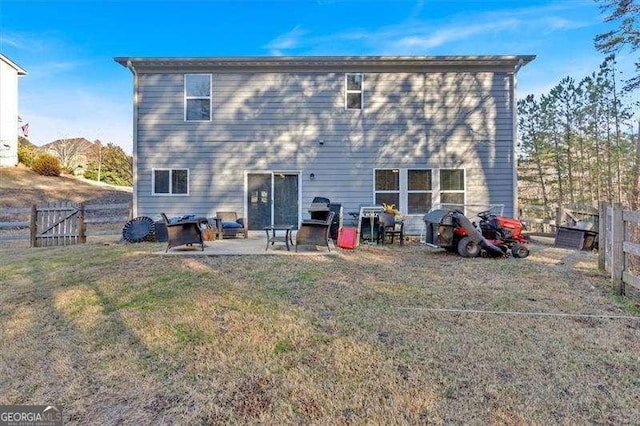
[600,202,640,299]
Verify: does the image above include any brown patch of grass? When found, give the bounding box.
[1,240,639,423]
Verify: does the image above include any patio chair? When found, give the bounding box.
[295,211,335,252]
[378,212,404,246]
[216,211,249,239]
[160,213,205,252]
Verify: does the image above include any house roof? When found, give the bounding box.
[114,55,535,73]
[0,53,27,75]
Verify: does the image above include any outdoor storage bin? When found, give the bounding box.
[423,208,454,246]
[338,227,358,249]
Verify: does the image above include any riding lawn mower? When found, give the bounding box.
[423,208,530,258]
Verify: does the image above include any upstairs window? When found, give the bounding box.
[345,73,363,110]
[153,168,189,195]
[185,74,211,121]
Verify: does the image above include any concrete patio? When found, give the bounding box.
[156,231,338,256]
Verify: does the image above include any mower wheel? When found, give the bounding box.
[511,244,530,258]
[457,236,480,258]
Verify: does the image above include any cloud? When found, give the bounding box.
[1,35,22,49]
[265,26,307,56]
[540,16,591,32]
[26,60,86,78]
[263,2,595,56]
[0,31,64,54]
[1,31,89,77]
[389,19,521,52]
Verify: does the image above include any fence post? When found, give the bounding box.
[78,203,86,244]
[598,201,606,271]
[555,206,563,230]
[128,200,133,220]
[611,203,625,295]
[29,204,37,248]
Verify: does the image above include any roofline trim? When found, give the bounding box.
[0,53,27,75]
[114,55,535,71]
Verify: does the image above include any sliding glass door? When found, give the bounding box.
[247,172,299,230]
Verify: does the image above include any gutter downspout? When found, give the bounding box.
[126,60,139,218]
[512,58,524,218]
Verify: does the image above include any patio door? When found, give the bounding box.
[247,172,299,230]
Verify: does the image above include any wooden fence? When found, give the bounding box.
[0,201,131,246]
[599,201,640,298]
[30,201,85,247]
[519,205,599,236]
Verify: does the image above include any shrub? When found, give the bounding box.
[84,168,132,186]
[18,142,37,167]
[32,153,62,176]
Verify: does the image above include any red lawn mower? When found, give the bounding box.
[423,208,530,258]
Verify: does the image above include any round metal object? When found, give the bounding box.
[122,216,156,243]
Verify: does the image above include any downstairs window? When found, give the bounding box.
[153,168,189,195]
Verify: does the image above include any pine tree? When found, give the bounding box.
[518,95,551,207]
[595,0,640,90]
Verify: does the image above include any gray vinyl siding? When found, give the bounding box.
[135,69,515,233]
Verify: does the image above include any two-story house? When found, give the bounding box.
[115,55,534,234]
[0,54,27,167]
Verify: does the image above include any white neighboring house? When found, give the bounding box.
[0,54,27,167]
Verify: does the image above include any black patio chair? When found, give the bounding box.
[160,213,205,252]
[378,212,404,246]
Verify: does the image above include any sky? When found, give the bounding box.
[0,0,637,154]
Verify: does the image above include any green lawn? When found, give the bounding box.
[1,240,639,423]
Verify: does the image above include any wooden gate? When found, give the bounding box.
[30,201,86,247]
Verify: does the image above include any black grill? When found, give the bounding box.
[307,197,341,239]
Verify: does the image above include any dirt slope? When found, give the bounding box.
[0,165,132,208]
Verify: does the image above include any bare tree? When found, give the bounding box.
[47,138,89,172]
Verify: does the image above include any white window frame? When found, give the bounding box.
[152,168,190,196]
[373,168,466,215]
[407,169,433,215]
[439,169,466,209]
[374,168,400,209]
[184,74,212,122]
[345,73,363,110]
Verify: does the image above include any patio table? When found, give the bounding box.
[264,225,294,251]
